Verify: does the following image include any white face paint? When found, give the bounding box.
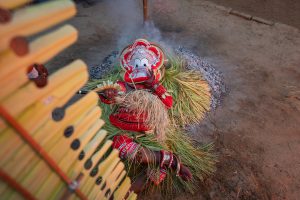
[134,59,141,69]
[130,58,149,79]
[141,58,149,68]
[128,46,156,80]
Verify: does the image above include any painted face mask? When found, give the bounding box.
[120,39,165,84]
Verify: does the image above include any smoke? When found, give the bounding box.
[104,0,171,54]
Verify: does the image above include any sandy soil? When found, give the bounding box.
[48,0,300,199]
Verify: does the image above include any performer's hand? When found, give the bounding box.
[143,70,158,88]
[179,165,192,181]
[100,88,118,100]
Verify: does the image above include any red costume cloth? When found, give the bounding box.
[112,135,140,159]
[99,81,172,132]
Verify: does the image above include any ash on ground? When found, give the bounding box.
[89,51,119,79]
[176,47,226,110]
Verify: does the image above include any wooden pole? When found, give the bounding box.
[143,0,148,23]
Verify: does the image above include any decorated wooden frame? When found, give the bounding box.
[0,0,136,199]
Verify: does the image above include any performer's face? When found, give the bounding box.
[128,47,155,80]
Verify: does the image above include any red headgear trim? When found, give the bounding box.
[120,39,165,84]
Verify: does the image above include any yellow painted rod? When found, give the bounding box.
[18,73,87,134]
[78,130,108,165]
[0,92,97,167]
[62,130,108,180]
[35,171,63,199]
[0,0,76,51]
[0,59,87,132]
[96,162,125,199]
[1,58,86,116]
[0,25,78,100]
[80,145,117,196]
[113,177,132,200]
[59,122,105,173]
[87,141,115,173]
[0,0,31,9]
[95,150,120,189]
[26,106,100,199]
[77,120,105,154]
[108,171,126,199]
[127,191,138,200]
[45,106,101,157]
[34,92,99,146]
[88,151,121,199]
[9,107,100,196]
[32,107,101,195]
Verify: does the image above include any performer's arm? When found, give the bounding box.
[152,83,173,109]
[143,71,173,109]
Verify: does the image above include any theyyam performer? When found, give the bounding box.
[85,39,215,194]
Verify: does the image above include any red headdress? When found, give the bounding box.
[120,39,165,84]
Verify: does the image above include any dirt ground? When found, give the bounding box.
[48,0,300,199]
[206,0,300,29]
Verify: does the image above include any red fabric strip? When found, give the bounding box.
[0,169,36,200]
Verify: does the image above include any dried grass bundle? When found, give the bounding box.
[162,58,211,125]
[115,90,169,141]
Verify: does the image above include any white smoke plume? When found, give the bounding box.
[103,0,169,52]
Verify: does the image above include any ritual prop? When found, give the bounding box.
[0,1,136,199]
